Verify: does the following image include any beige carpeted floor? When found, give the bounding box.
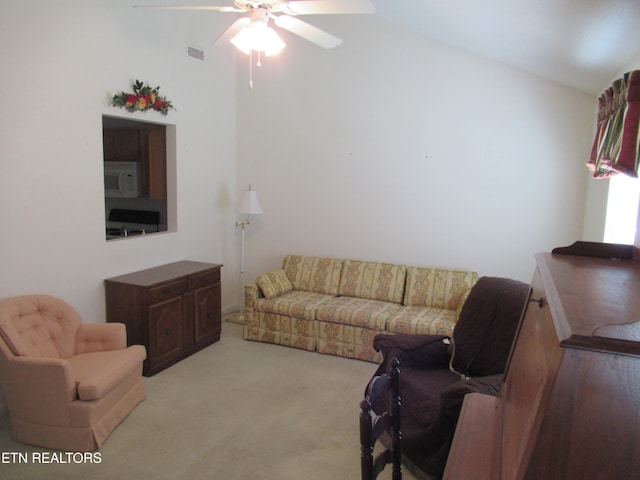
[0,321,419,480]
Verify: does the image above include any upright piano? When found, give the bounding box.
[443,242,640,480]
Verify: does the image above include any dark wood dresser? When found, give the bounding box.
[105,261,222,376]
[443,242,640,480]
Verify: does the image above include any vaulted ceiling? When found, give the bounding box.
[133,0,640,96]
[373,0,640,95]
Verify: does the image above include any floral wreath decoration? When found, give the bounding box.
[111,80,174,115]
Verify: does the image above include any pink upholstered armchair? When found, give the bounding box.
[0,294,146,451]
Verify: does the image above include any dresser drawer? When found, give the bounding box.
[148,279,188,304]
[189,269,220,289]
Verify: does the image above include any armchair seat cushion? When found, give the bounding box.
[67,345,146,401]
[401,373,505,476]
[316,296,403,330]
[400,369,461,431]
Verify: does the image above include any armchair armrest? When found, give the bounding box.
[373,333,452,376]
[3,355,76,424]
[75,323,127,354]
[440,374,504,419]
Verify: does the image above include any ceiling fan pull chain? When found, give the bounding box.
[249,50,253,89]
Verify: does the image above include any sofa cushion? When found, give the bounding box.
[403,268,478,309]
[338,260,406,304]
[248,311,316,352]
[67,345,146,400]
[255,290,335,322]
[316,321,384,363]
[256,269,294,299]
[316,296,403,330]
[386,306,457,336]
[282,255,343,295]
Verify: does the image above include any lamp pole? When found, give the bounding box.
[231,185,263,322]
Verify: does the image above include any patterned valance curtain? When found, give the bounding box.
[587,70,640,178]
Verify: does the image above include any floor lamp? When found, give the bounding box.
[231,185,263,323]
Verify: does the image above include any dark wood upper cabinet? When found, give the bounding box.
[103,126,166,200]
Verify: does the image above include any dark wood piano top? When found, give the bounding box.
[537,245,640,356]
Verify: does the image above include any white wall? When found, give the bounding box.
[0,2,619,414]
[236,15,596,283]
[0,4,237,326]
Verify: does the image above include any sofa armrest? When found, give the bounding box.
[244,283,264,326]
[75,322,127,354]
[373,333,452,376]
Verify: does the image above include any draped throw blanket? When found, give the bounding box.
[367,277,530,477]
[587,70,640,178]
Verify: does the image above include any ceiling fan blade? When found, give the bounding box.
[213,17,251,45]
[133,5,244,12]
[284,0,375,15]
[274,15,342,49]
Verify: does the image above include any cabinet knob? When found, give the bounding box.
[529,297,546,308]
[207,312,214,319]
[165,328,173,335]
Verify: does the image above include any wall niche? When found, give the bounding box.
[102,115,176,240]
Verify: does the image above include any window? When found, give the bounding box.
[604,175,640,244]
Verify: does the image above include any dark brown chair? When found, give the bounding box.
[365,277,529,479]
[360,357,402,480]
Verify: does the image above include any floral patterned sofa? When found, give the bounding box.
[243,255,478,363]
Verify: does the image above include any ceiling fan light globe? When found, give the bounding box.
[230,23,286,56]
[230,32,253,55]
[262,27,286,56]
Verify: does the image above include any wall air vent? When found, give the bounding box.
[187,45,204,61]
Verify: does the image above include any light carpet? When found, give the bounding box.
[0,321,419,480]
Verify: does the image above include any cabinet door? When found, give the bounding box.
[145,128,166,199]
[148,296,184,371]
[103,129,141,162]
[194,284,221,345]
[103,130,116,161]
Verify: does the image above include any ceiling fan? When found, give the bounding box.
[134,0,375,52]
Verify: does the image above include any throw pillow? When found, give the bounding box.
[256,269,293,299]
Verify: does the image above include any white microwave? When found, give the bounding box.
[104,161,139,198]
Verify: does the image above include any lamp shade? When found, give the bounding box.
[239,187,263,215]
